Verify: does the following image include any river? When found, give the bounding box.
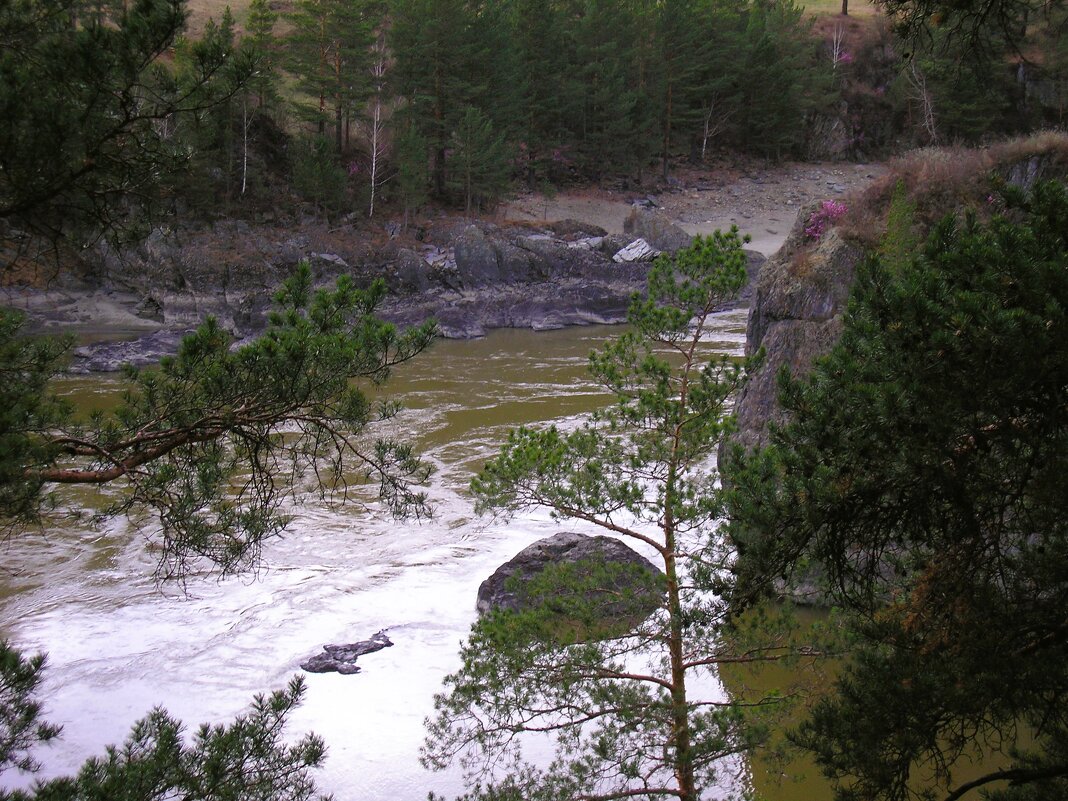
[0,310,836,801]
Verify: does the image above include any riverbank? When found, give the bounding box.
[5,159,883,371]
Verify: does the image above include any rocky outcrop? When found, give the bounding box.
[623,207,693,252]
[477,532,663,619]
[730,207,864,451]
[300,630,393,675]
[11,209,764,371]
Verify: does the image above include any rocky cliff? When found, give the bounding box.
[729,207,864,452]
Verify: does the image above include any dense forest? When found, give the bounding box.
[0,0,1066,799]
[4,0,1068,244]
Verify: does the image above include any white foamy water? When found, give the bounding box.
[0,311,749,800]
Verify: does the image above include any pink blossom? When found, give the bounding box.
[804,199,848,240]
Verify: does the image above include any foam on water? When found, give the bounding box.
[0,315,747,799]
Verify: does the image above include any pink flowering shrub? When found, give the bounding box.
[804,199,849,239]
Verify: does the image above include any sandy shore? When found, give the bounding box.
[502,161,884,257]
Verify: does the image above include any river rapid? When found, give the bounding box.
[0,311,807,800]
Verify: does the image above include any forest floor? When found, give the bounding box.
[502,159,886,256]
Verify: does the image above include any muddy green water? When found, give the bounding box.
[0,314,1008,800]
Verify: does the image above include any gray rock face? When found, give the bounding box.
[454,225,505,287]
[300,630,393,675]
[18,206,766,371]
[612,238,660,263]
[623,208,693,253]
[728,207,863,452]
[477,532,663,617]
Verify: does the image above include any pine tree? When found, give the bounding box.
[725,180,1068,801]
[447,106,511,214]
[393,123,429,228]
[0,670,328,801]
[284,0,378,151]
[390,0,481,197]
[0,0,250,246]
[425,231,794,801]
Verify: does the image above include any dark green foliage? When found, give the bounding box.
[0,0,248,246]
[0,643,60,776]
[393,123,429,227]
[447,107,511,214]
[283,0,380,151]
[389,0,483,196]
[426,231,793,801]
[4,262,435,583]
[0,314,70,533]
[0,673,328,801]
[877,0,1046,54]
[724,180,1068,800]
[292,135,349,217]
[731,0,833,159]
[388,0,833,194]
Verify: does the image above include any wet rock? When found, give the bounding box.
[300,630,393,675]
[477,532,663,619]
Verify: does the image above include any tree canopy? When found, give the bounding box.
[0,0,251,249]
[724,180,1068,801]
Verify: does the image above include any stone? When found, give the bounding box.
[726,208,863,454]
[612,238,660,263]
[300,630,393,675]
[454,225,502,287]
[477,532,663,620]
[394,248,431,294]
[311,252,349,270]
[623,208,693,253]
[547,219,609,239]
[134,295,164,323]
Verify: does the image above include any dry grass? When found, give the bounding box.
[836,131,1068,247]
[183,0,254,36]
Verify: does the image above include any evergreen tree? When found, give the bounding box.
[0,643,60,776]
[732,0,831,159]
[393,123,429,228]
[0,672,328,801]
[245,0,280,110]
[447,106,511,214]
[653,0,712,179]
[426,231,792,801]
[390,0,481,196]
[724,180,1068,801]
[284,0,379,151]
[1,263,435,583]
[0,0,250,247]
[569,0,642,178]
[510,0,572,186]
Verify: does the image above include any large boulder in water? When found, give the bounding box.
[477,532,663,623]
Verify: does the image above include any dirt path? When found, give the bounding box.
[503,161,884,256]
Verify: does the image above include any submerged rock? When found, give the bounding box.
[300,630,393,675]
